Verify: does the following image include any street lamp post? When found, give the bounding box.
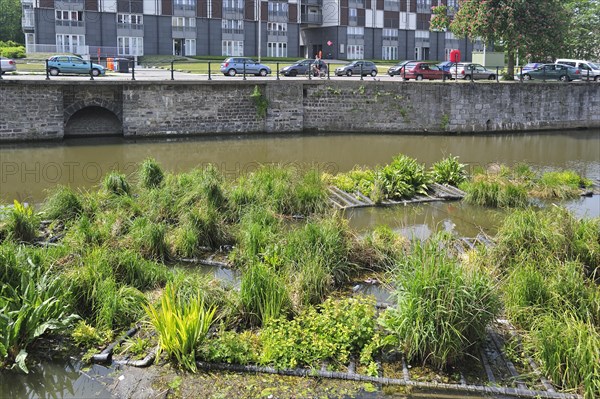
[257,0,261,62]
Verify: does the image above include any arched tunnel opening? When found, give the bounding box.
[65,106,122,137]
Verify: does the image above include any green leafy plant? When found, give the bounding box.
[200,329,260,365]
[145,282,217,372]
[431,155,467,186]
[44,186,83,221]
[6,200,38,242]
[240,262,290,327]
[250,85,268,119]
[103,172,131,196]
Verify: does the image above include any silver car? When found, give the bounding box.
[220,57,271,77]
[0,57,17,74]
[451,63,497,80]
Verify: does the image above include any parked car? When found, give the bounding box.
[555,59,600,81]
[518,63,581,81]
[47,55,105,76]
[398,62,450,80]
[437,61,455,72]
[335,60,378,77]
[387,60,414,76]
[0,57,17,74]
[220,57,271,76]
[280,59,327,77]
[451,63,497,80]
[521,62,543,72]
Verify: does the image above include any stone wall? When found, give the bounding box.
[0,80,598,141]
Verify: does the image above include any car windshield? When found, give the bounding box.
[405,62,418,69]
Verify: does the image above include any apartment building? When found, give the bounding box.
[21,0,479,61]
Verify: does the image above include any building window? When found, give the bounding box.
[268,2,288,18]
[347,44,363,59]
[56,34,85,53]
[347,26,364,40]
[174,0,196,11]
[267,22,287,36]
[222,40,244,56]
[382,28,398,40]
[222,19,243,34]
[416,0,431,13]
[349,8,357,25]
[117,14,143,29]
[118,37,144,56]
[267,42,287,57]
[172,17,196,28]
[223,0,244,11]
[55,10,84,27]
[382,46,397,60]
[185,39,196,56]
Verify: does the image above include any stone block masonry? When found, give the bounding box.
[0,80,598,141]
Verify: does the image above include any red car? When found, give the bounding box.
[399,62,451,81]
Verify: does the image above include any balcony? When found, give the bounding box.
[302,0,322,5]
[55,20,85,28]
[117,23,144,30]
[301,13,322,24]
[222,28,244,35]
[22,16,35,29]
[172,26,196,32]
[174,4,196,11]
[348,0,364,8]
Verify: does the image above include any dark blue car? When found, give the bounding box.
[437,61,455,72]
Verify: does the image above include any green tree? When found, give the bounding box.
[450,0,569,78]
[0,0,24,43]
[563,0,600,60]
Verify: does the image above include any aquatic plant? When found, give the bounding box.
[103,171,131,196]
[361,225,408,268]
[460,174,528,208]
[139,158,164,189]
[129,217,169,260]
[430,155,467,186]
[382,234,500,369]
[176,165,227,211]
[5,200,38,243]
[145,282,217,372]
[43,185,83,221]
[200,329,260,365]
[528,314,600,399]
[0,260,78,373]
[260,296,376,370]
[240,261,290,327]
[374,154,431,200]
[229,206,282,266]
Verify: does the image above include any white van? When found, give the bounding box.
[555,59,600,81]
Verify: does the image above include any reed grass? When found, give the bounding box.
[176,165,227,211]
[139,158,164,189]
[528,314,600,399]
[129,217,169,260]
[145,282,217,372]
[6,200,38,243]
[240,261,290,327]
[230,207,282,266]
[43,185,83,221]
[383,234,500,369]
[103,172,131,196]
[460,174,528,208]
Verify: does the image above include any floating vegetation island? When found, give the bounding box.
[0,155,598,399]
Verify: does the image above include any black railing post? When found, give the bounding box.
[519,67,523,83]
[171,60,174,80]
[131,60,135,80]
[208,61,212,80]
[308,61,312,80]
[360,63,363,81]
[496,66,499,83]
[89,59,94,80]
[45,59,50,80]
[276,62,280,80]
[243,61,246,80]
[327,63,330,80]
[0,59,3,80]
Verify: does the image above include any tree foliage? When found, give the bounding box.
[563,0,600,60]
[449,0,569,76]
[0,0,24,44]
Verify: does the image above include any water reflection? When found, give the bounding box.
[0,357,113,399]
[1,130,598,203]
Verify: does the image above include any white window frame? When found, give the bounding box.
[382,46,397,60]
[222,40,244,56]
[347,44,363,60]
[267,42,287,57]
[56,34,85,53]
[117,14,143,25]
[185,39,196,56]
[118,37,144,56]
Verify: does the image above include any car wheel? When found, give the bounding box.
[595,76,600,82]
[370,70,377,77]
[92,69,100,77]
[559,75,570,82]
[523,74,531,80]
[488,75,496,80]
[227,69,237,77]
[290,70,298,77]
[416,75,423,81]
[49,68,59,76]
[346,70,352,77]
[465,75,472,80]
[258,69,268,77]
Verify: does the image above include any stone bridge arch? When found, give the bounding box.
[64,98,123,137]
